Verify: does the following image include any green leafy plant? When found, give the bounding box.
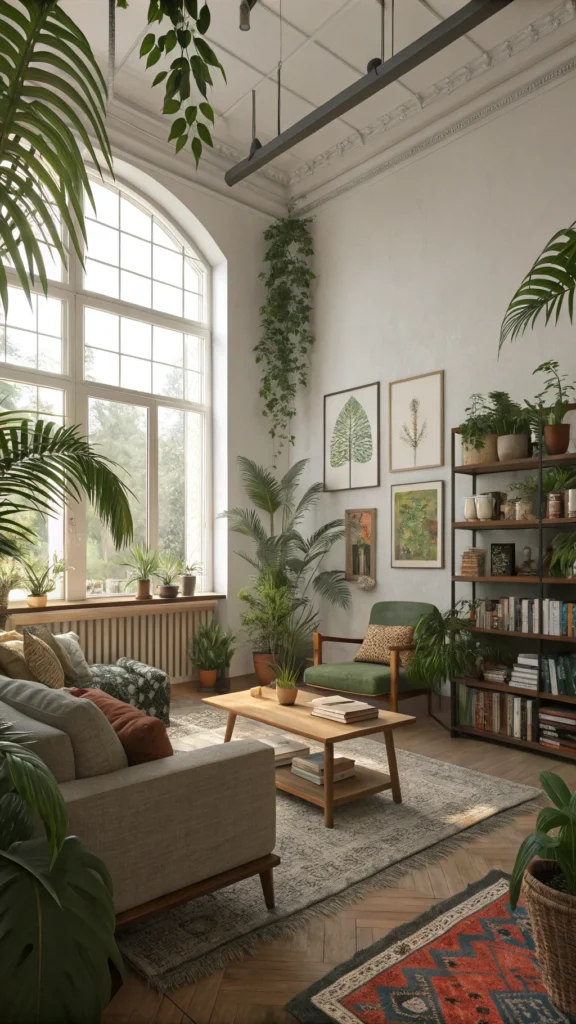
[528,360,576,427]
[182,560,202,574]
[238,574,295,654]
[500,226,576,348]
[408,604,504,692]
[22,554,67,597]
[0,558,24,609]
[549,534,576,578]
[455,394,494,450]
[156,554,184,586]
[488,391,527,436]
[510,469,576,510]
[509,771,576,909]
[274,653,299,688]
[189,621,236,670]
[255,218,315,465]
[330,396,373,489]
[0,723,123,1021]
[120,545,160,586]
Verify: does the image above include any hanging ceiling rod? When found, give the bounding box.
[225,0,514,187]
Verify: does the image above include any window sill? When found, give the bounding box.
[7,593,226,615]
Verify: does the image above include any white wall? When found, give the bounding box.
[292,73,576,650]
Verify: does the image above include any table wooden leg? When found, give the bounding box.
[259,866,275,909]
[224,712,237,743]
[384,730,402,804]
[324,741,334,828]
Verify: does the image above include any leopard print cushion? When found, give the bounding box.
[354,624,415,669]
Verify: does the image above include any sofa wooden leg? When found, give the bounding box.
[259,866,275,909]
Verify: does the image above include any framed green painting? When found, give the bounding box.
[391,481,444,569]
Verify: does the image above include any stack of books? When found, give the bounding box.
[310,696,379,723]
[257,735,310,767]
[510,654,539,692]
[474,598,576,636]
[457,684,535,741]
[291,752,356,786]
[482,664,510,684]
[539,707,576,754]
[541,654,576,696]
[460,548,486,577]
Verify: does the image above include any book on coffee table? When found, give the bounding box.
[311,699,378,723]
[291,766,355,786]
[255,734,311,766]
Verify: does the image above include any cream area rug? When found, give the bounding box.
[116,700,540,992]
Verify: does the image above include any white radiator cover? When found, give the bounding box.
[7,599,218,683]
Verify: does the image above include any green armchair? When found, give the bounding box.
[303,601,436,713]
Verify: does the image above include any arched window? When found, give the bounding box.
[0,178,211,599]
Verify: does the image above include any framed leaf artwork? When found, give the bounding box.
[389,370,444,472]
[324,382,380,491]
[391,481,444,569]
[345,509,376,582]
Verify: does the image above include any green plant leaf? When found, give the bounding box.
[168,117,187,140]
[191,135,202,167]
[163,97,181,114]
[146,46,161,67]
[197,3,211,33]
[540,770,572,810]
[330,396,373,487]
[500,226,576,349]
[197,122,213,146]
[152,69,168,86]
[140,32,155,55]
[185,104,198,124]
[0,793,33,851]
[199,101,214,123]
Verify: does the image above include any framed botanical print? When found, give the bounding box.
[391,481,444,569]
[324,382,380,492]
[389,370,444,472]
[345,509,376,582]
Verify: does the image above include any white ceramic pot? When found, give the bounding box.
[475,494,494,521]
[497,434,529,462]
[464,497,478,521]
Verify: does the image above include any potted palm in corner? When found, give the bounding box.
[190,622,236,688]
[121,545,160,600]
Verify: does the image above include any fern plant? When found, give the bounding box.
[500,225,576,348]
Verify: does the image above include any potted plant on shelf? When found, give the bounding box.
[190,622,236,688]
[121,544,160,600]
[180,561,202,597]
[509,478,538,522]
[156,555,183,599]
[455,394,498,466]
[528,360,576,456]
[0,558,24,627]
[509,771,576,1016]
[488,391,529,462]
[22,555,68,608]
[273,653,299,705]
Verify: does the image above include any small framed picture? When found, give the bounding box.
[345,509,376,582]
[389,370,444,473]
[491,543,515,577]
[324,382,380,492]
[391,481,444,569]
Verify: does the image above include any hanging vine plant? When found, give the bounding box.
[255,217,315,465]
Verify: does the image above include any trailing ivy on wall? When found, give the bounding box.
[255,217,315,466]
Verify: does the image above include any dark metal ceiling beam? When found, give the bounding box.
[225,0,514,187]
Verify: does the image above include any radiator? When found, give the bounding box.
[7,599,218,683]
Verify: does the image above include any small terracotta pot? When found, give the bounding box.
[180,574,196,597]
[198,669,217,689]
[157,584,179,599]
[27,594,47,608]
[544,423,570,456]
[252,652,277,686]
[462,433,498,466]
[523,858,576,1015]
[497,433,529,462]
[276,685,298,705]
[136,579,151,600]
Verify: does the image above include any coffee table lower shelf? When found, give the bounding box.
[275,764,392,812]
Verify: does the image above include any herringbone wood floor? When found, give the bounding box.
[103,682,576,1024]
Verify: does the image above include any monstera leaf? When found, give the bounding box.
[0,836,123,1024]
[330,396,373,488]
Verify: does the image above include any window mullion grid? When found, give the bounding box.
[148,398,159,554]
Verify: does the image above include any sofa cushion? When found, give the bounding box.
[0,640,37,681]
[23,624,77,682]
[24,632,65,689]
[354,624,415,669]
[0,699,76,782]
[53,632,92,683]
[303,661,425,696]
[0,678,128,778]
[69,688,173,765]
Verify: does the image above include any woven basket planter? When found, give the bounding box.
[523,859,576,1015]
[462,433,498,466]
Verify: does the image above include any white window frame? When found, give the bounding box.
[0,178,213,600]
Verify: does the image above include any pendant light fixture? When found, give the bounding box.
[239,0,258,32]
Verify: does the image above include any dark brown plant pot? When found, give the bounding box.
[198,668,218,689]
[157,584,179,599]
[253,651,278,686]
[523,858,576,1015]
[544,423,570,456]
[136,579,151,601]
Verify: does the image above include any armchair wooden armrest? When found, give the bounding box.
[312,632,364,666]
[387,643,416,652]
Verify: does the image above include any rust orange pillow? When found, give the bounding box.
[68,688,173,765]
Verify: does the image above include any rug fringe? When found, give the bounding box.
[121,796,544,993]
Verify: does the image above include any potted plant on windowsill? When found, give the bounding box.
[455,394,498,466]
[156,555,183,599]
[180,561,202,597]
[0,558,25,628]
[121,544,160,600]
[190,622,236,688]
[527,360,576,456]
[488,391,530,462]
[22,555,68,608]
[510,771,576,1015]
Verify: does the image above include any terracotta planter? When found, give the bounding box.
[276,685,298,705]
[523,859,576,1015]
[497,433,529,462]
[198,668,217,689]
[157,584,179,599]
[136,579,151,600]
[544,423,570,456]
[180,574,196,597]
[252,652,277,686]
[27,594,47,608]
[462,433,498,466]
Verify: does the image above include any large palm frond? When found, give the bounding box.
[237,457,284,523]
[0,0,112,312]
[312,570,350,609]
[286,481,324,531]
[0,413,133,555]
[500,225,576,349]
[220,507,267,543]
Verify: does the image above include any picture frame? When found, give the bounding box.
[491,543,515,577]
[345,509,377,582]
[391,480,444,569]
[389,370,444,473]
[324,382,380,492]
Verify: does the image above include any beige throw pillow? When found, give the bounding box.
[354,625,415,669]
[24,632,65,689]
[54,632,92,683]
[0,630,24,643]
[0,640,38,681]
[23,625,76,682]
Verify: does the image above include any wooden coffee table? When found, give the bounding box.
[202,688,415,828]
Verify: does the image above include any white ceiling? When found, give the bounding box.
[64,0,564,177]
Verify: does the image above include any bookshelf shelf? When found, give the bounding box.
[453,519,576,530]
[467,625,576,643]
[454,452,576,476]
[455,676,576,703]
[453,575,576,584]
[454,724,576,760]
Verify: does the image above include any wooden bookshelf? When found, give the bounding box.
[467,625,576,643]
[453,576,576,584]
[453,724,576,759]
[454,452,576,476]
[455,675,576,703]
[453,519,576,530]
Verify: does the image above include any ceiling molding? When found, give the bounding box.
[288,0,576,188]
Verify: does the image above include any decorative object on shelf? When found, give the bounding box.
[455,394,498,465]
[255,217,315,466]
[22,555,68,608]
[474,493,494,521]
[502,500,516,520]
[391,481,443,569]
[489,390,529,461]
[180,562,202,597]
[491,543,515,577]
[463,496,478,521]
[156,555,183,598]
[528,360,576,456]
[356,575,376,591]
[389,370,444,472]
[546,491,565,520]
[460,548,487,578]
[516,498,536,522]
[121,544,160,600]
[569,489,576,518]
[488,491,507,519]
[510,771,576,1016]
[189,622,236,689]
[324,382,380,491]
[516,546,538,577]
[345,509,376,582]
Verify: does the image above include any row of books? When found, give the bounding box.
[539,706,576,756]
[498,653,576,695]
[457,685,536,742]
[310,695,378,723]
[291,752,355,786]
[474,599,576,636]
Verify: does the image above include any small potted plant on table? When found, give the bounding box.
[190,622,236,688]
[22,555,68,608]
[528,360,575,456]
[180,561,202,597]
[274,653,299,705]
[156,555,183,599]
[121,545,160,600]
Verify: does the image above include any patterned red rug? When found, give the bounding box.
[286,871,574,1023]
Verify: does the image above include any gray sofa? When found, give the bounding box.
[0,678,278,915]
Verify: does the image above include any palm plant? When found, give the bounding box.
[157,553,183,586]
[500,225,576,349]
[121,545,160,586]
